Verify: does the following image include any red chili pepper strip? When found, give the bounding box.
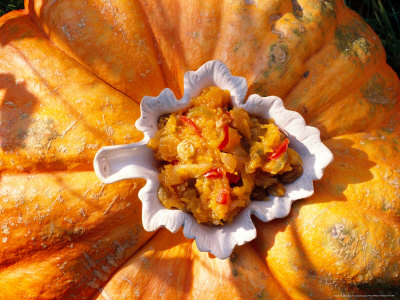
[203,168,224,179]
[179,115,202,137]
[216,188,230,204]
[226,172,240,184]
[171,160,179,165]
[268,138,289,160]
[218,125,230,150]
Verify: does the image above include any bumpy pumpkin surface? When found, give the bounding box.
[0,0,399,299]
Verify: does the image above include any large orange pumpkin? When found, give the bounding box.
[1,0,399,298]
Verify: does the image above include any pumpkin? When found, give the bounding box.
[0,0,399,298]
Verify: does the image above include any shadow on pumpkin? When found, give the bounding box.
[316,137,375,201]
[1,13,128,162]
[0,73,38,152]
[2,40,120,169]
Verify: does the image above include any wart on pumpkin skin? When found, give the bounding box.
[1,223,10,234]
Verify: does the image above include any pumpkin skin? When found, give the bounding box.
[0,0,399,299]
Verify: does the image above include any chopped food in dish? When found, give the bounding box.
[147,87,303,225]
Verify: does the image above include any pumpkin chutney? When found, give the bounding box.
[147,87,303,225]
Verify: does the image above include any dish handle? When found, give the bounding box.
[93,141,156,184]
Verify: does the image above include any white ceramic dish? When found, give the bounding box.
[93,60,333,259]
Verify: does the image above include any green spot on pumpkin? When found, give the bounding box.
[232,268,238,277]
[252,81,268,97]
[263,69,271,78]
[7,24,20,35]
[292,28,303,37]
[361,74,391,105]
[319,0,336,18]
[327,223,359,263]
[301,12,314,24]
[263,44,289,78]
[256,289,267,299]
[335,23,371,58]
[17,128,26,140]
[291,0,303,19]
[381,200,395,212]
[332,183,346,195]
[9,119,59,151]
[234,42,243,53]
[381,125,395,133]
[229,251,238,263]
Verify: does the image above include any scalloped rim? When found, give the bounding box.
[99,60,333,259]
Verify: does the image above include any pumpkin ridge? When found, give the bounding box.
[317,103,400,142]
[24,8,141,104]
[134,0,182,98]
[26,0,169,102]
[5,5,144,105]
[276,31,331,102]
[275,2,342,101]
[248,1,338,100]
[124,0,173,103]
[134,0,189,97]
[0,9,28,26]
[299,38,380,109]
